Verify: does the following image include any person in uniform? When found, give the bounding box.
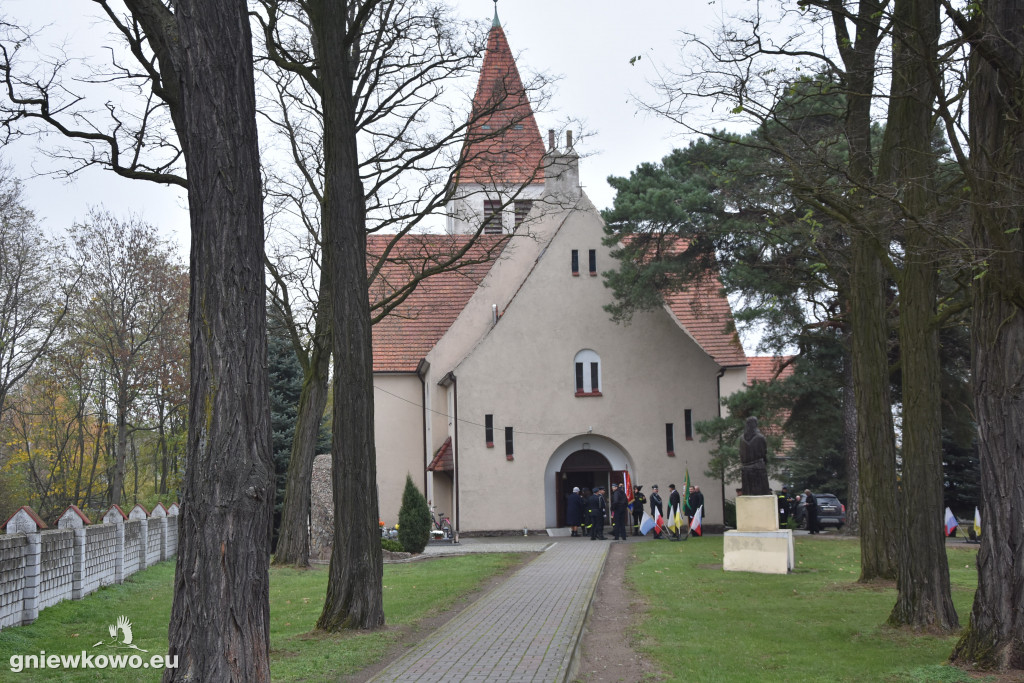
[690,485,705,537]
[778,486,791,527]
[611,482,629,540]
[632,486,647,535]
[650,485,664,539]
[668,484,682,541]
[804,489,820,534]
[589,486,608,540]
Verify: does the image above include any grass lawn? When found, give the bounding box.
[627,536,982,683]
[0,553,521,682]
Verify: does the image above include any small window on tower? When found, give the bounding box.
[505,427,514,460]
[589,249,597,275]
[483,200,502,234]
[571,249,579,276]
[514,200,533,228]
[685,409,693,440]
[485,414,494,447]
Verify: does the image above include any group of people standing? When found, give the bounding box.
[565,482,705,541]
[777,486,821,533]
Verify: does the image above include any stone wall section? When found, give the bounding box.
[165,516,178,557]
[0,535,27,629]
[123,520,143,577]
[81,524,118,596]
[38,530,74,610]
[0,504,178,630]
[145,519,162,566]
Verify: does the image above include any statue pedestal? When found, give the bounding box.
[735,496,779,531]
[723,530,794,574]
[724,495,793,574]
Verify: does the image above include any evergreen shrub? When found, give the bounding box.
[397,475,431,553]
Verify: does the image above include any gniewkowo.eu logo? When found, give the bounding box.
[8,615,178,673]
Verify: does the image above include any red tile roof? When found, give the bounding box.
[58,504,92,526]
[369,234,506,372]
[427,437,454,472]
[746,355,795,383]
[3,505,47,530]
[457,23,546,186]
[370,233,745,372]
[663,273,748,367]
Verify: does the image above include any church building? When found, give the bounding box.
[355,10,749,536]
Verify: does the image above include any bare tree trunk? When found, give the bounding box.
[950,0,1024,666]
[273,264,332,567]
[111,401,128,506]
[825,0,900,580]
[311,0,385,631]
[878,0,957,630]
[161,0,274,678]
[272,343,331,567]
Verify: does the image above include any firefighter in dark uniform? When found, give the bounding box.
[650,485,664,539]
[589,486,607,540]
[632,485,647,535]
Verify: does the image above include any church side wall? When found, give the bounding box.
[373,373,427,525]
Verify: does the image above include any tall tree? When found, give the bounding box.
[0,168,69,423]
[946,0,1024,669]
[67,210,182,506]
[159,0,274,677]
[3,0,275,674]
[879,0,957,630]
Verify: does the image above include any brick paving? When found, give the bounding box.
[370,537,610,682]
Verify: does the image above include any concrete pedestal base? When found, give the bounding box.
[723,530,794,574]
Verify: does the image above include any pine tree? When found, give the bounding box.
[268,321,303,552]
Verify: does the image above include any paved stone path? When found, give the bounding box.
[370,537,610,682]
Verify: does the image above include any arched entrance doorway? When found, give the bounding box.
[544,434,633,529]
[555,450,611,528]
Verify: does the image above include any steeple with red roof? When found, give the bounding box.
[447,3,547,234]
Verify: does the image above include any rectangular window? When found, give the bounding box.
[666,423,675,455]
[685,409,693,440]
[483,200,502,234]
[571,249,579,275]
[590,362,600,393]
[514,200,533,228]
[575,362,585,392]
[505,427,514,459]
[485,414,494,447]
[588,249,597,275]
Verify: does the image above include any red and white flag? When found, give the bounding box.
[653,507,664,535]
[690,505,703,536]
[944,507,958,537]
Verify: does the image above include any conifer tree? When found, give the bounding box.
[397,475,431,554]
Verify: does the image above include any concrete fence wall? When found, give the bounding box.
[0,503,179,630]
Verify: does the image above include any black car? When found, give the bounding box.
[802,493,845,530]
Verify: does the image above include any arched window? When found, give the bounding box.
[573,349,602,396]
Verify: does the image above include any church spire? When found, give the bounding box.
[457,10,546,187]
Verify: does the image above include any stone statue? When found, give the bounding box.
[738,416,771,496]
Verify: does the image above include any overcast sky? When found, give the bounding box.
[4,0,734,251]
